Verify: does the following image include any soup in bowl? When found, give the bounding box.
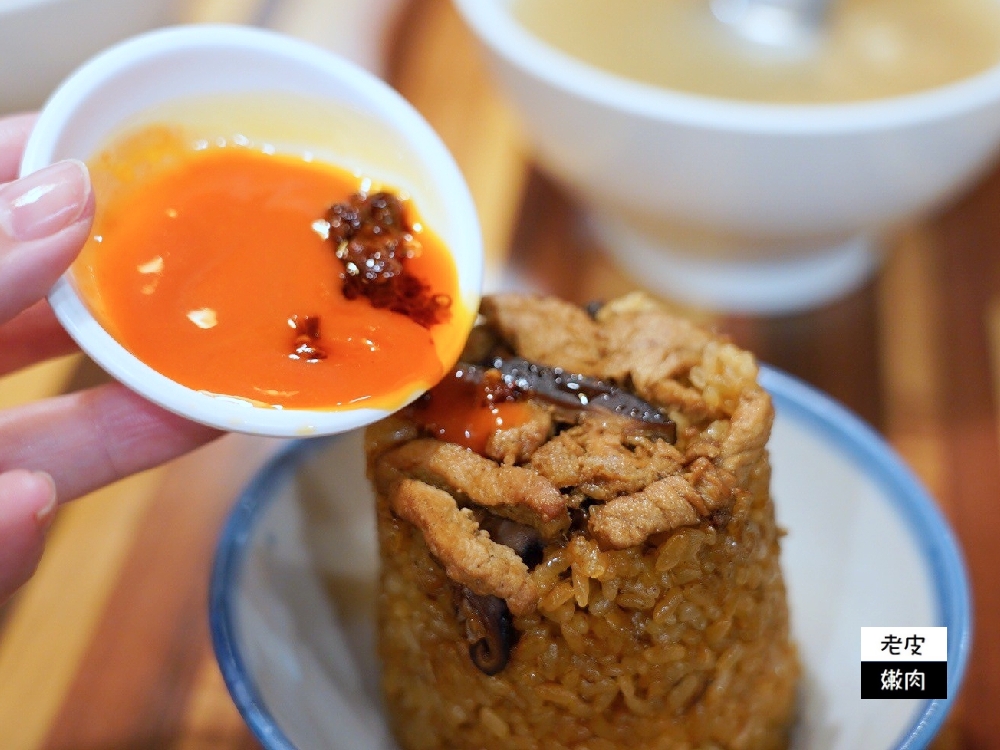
[453,0,1000,313]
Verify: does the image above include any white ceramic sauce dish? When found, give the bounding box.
[21,24,483,437]
[209,365,972,750]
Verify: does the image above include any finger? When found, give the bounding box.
[0,469,57,604]
[0,299,78,377]
[0,159,94,324]
[0,114,37,184]
[0,382,222,503]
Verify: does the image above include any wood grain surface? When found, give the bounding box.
[1,0,998,747]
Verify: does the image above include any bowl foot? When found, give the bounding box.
[591,214,882,315]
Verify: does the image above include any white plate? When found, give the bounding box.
[210,365,971,750]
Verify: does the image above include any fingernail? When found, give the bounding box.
[0,160,91,242]
[32,472,58,531]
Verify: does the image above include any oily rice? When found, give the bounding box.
[369,294,799,750]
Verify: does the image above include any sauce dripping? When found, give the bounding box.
[409,366,533,454]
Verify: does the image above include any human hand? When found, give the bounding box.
[0,114,221,603]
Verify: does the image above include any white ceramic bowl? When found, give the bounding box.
[452,0,1000,313]
[209,366,972,750]
[0,0,177,114]
[21,24,483,437]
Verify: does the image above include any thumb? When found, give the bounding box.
[0,159,94,324]
[0,470,57,604]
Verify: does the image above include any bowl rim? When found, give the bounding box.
[210,435,323,750]
[208,364,972,750]
[451,0,1000,135]
[21,23,483,437]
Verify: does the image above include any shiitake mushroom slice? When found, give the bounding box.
[457,355,676,443]
[457,587,516,676]
[478,514,544,570]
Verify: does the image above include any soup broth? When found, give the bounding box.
[512,0,1000,103]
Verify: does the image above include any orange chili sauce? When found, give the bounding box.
[409,368,533,454]
[76,126,469,410]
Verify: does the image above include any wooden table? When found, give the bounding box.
[2,0,998,746]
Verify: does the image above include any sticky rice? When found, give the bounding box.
[367,293,798,750]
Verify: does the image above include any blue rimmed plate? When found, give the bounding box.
[210,365,971,750]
